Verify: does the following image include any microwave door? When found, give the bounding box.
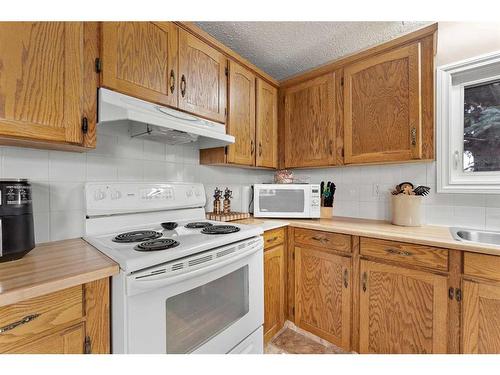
[257,188,307,217]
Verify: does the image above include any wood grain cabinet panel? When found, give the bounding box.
[294,228,351,253]
[5,323,85,354]
[0,22,93,147]
[179,29,227,123]
[462,280,500,353]
[102,22,178,107]
[256,78,278,168]
[283,73,338,168]
[227,61,255,165]
[360,237,448,271]
[0,286,83,351]
[344,42,422,164]
[264,244,285,343]
[295,246,351,349]
[359,260,448,353]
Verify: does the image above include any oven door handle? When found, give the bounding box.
[127,241,262,293]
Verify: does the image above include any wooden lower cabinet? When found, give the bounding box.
[264,244,285,343]
[5,323,85,354]
[462,280,500,354]
[0,278,110,354]
[295,246,351,349]
[359,260,448,354]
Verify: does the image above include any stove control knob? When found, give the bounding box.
[194,188,201,197]
[94,189,106,201]
[110,190,122,200]
[186,189,193,198]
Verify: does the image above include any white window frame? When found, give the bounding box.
[437,50,500,194]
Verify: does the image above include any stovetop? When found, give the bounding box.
[84,219,262,273]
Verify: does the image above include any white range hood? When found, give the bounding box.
[98,88,234,149]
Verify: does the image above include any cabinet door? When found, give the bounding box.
[0,22,86,145]
[462,280,500,353]
[256,78,278,168]
[179,29,227,123]
[284,73,337,168]
[344,42,422,164]
[264,244,285,343]
[102,22,178,107]
[227,61,255,166]
[5,323,85,354]
[359,260,448,353]
[295,246,351,349]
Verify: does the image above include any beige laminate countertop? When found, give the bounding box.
[0,238,119,307]
[236,216,500,256]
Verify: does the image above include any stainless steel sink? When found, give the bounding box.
[450,227,500,246]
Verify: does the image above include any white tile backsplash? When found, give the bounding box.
[300,161,500,229]
[1,126,271,244]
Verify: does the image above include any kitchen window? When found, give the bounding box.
[437,51,500,193]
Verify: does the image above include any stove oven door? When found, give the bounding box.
[123,237,263,354]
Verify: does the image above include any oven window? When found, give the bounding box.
[165,266,249,353]
[259,189,305,212]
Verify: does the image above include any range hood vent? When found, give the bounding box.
[98,88,234,149]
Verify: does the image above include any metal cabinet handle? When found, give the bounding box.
[448,287,455,300]
[180,74,186,97]
[385,248,413,257]
[312,236,329,243]
[251,140,255,155]
[343,269,349,288]
[410,127,417,146]
[266,236,278,243]
[456,288,462,302]
[259,142,262,157]
[0,314,40,334]
[169,70,175,94]
[329,140,334,155]
[362,272,368,292]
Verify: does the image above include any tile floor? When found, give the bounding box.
[265,321,348,354]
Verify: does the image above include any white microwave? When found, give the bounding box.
[253,184,321,218]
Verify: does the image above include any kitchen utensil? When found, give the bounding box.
[413,186,430,196]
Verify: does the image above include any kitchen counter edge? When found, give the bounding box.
[0,238,119,307]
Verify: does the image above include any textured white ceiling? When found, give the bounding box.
[196,22,431,80]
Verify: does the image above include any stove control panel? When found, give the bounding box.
[85,182,206,216]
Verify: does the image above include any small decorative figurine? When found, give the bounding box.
[223,187,233,214]
[213,187,222,214]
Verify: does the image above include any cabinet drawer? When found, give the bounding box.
[0,286,84,350]
[264,227,285,250]
[360,238,448,271]
[294,228,351,253]
[464,252,500,281]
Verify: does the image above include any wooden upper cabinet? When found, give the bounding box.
[462,280,500,354]
[344,42,422,164]
[359,260,448,354]
[227,61,255,166]
[101,22,178,107]
[0,22,95,147]
[256,78,278,168]
[264,243,285,343]
[295,246,351,350]
[178,29,227,123]
[283,73,338,168]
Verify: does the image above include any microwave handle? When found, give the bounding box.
[128,241,262,291]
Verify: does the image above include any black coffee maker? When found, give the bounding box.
[0,179,35,262]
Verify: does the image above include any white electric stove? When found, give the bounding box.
[84,182,264,354]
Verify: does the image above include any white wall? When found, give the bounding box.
[290,162,500,230]
[2,125,272,244]
[436,22,500,66]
